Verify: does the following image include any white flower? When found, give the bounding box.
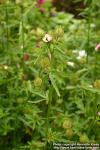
[88,85,93,88]
[77,50,87,60]
[97,112,100,116]
[67,61,74,67]
[20,45,24,49]
[4,65,8,70]
[43,34,52,43]
[79,50,87,57]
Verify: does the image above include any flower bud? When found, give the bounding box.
[65,129,73,138]
[94,80,100,89]
[34,77,42,87]
[95,43,100,52]
[40,57,50,69]
[62,119,72,129]
[54,26,64,37]
[79,134,89,142]
[36,28,44,37]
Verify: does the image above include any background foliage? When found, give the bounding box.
[0,0,100,149]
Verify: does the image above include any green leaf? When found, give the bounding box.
[82,86,100,94]
[49,74,60,97]
[32,91,47,99]
[28,99,46,104]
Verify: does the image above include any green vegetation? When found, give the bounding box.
[0,0,100,149]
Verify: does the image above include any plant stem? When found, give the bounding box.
[1,23,5,52]
[94,52,97,80]
[87,97,99,134]
[5,2,9,52]
[87,20,90,63]
[86,8,91,64]
[45,86,52,150]
[88,51,99,134]
[45,44,53,150]
[21,5,24,53]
